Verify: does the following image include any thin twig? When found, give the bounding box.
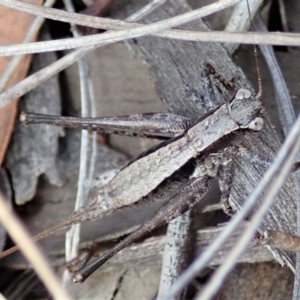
[0,0,243,56]
[126,0,168,22]
[0,0,300,55]
[0,28,300,57]
[1,5,299,109]
[0,192,72,300]
[0,294,7,300]
[278,0,289,32]
[86,77,97,182]
[253,16,295,135]
[62,0,95,283]
[0,0,241,109]
[82,0,93,6]
[0,47,94,109]
[0,0,242,32]
[2,1,300,56]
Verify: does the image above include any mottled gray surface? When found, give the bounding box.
[2,1,300,299]
[4,27,63,205]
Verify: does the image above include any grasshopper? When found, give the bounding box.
[1,0,298,291]
[0,64,263,266]
[106,0,299,281]
[16,63,264,281]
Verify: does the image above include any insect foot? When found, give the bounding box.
[228,88,263,129]
[220,199,234,216]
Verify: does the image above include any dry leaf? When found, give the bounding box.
[0,0,43,166]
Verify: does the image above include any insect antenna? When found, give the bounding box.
[246,0,262,98]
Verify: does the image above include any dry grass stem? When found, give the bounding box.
[0,193,72,300]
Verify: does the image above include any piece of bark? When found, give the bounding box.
[218,262,293,300]
[285,0,300,35]
[111,0,298,271]
[158,209,196,299]
[67,267,160,300]
[4,26,62,205]
[2,224,274,270]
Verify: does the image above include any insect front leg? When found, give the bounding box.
[215,145,283,215]
[190,62,224,113]
[216,145,300,255]
[199,62,219,111]
[215,156,235,216]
